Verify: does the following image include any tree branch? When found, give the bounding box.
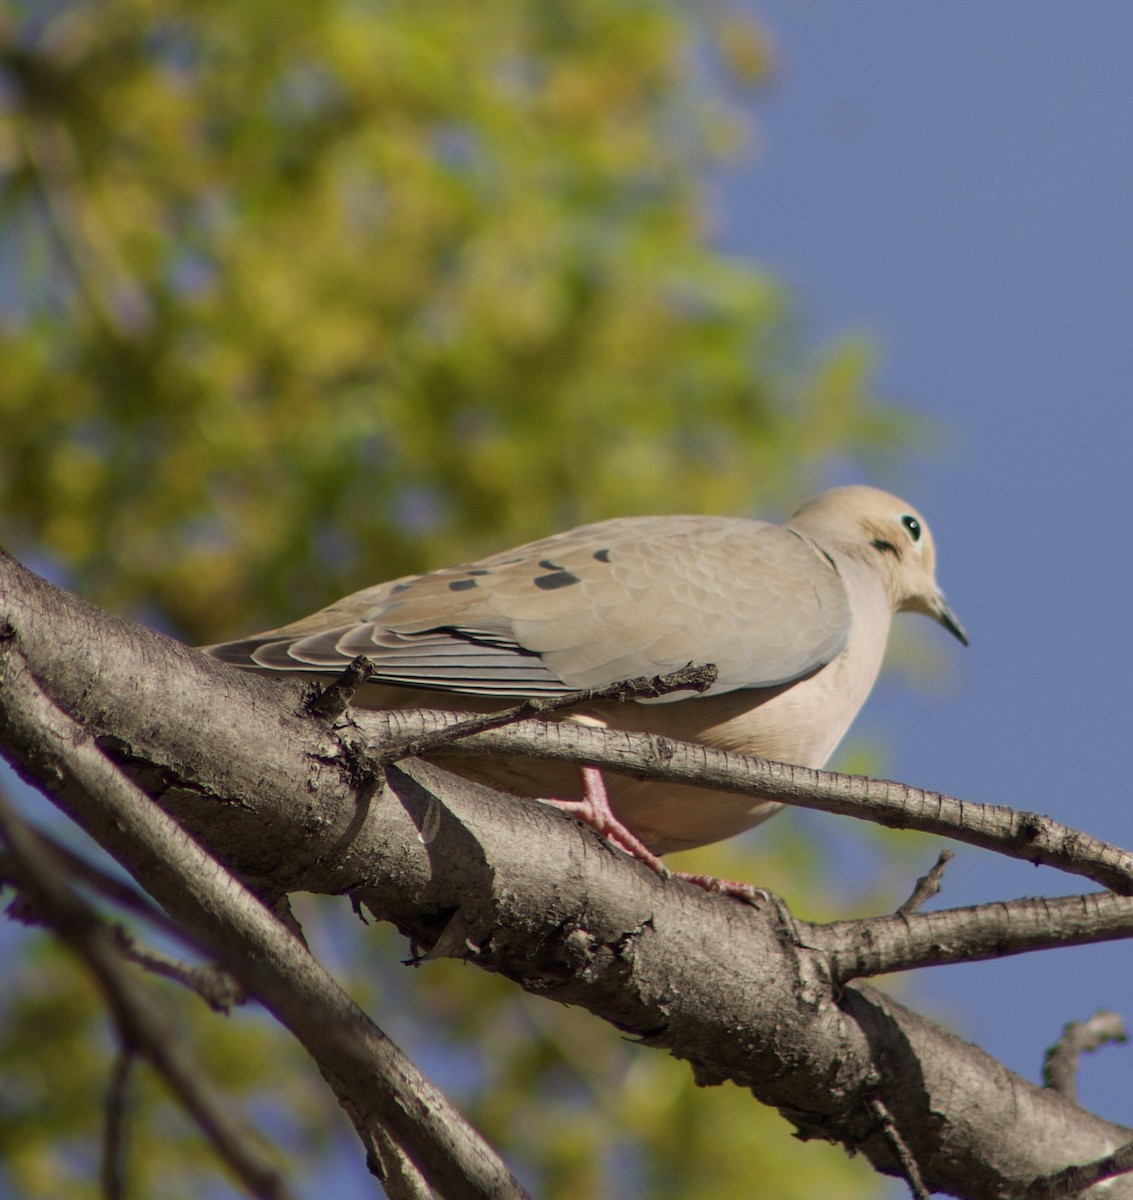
[1043,1011,1128,1100]
[867,1096,930,1200]
[805,892,1133,982]
[359,709,1133,895]
[0,635,530,1200]
[368,661,719,760]
[1026,1139,1133,1199]
[1,829,246,1010]
[896,849,953,915]
[101,1047,134,1200]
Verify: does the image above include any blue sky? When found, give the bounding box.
[716,0,1133,1136]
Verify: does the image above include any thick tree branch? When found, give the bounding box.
[0,638,530,1200]
[3,548,1133,1198]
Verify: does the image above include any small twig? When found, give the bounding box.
[366,1125,435,1200]
[349,893,370,924]
[868,1097,930,1200]
[1026,1137,1133,1198]
[101,1046,135,1200]
[1,835,245,1010]
[1042,1010,1127,1100]
[896,850,953,915]
[374,663,718,764]
[306,656,376,720]
[4,831,193,942]
[110,925,245,1012]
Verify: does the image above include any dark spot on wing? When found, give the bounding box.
[533,570,581,590]
[531,558,582,589]
[390,582,413,594]
[871,538,900,557]
[592,548,611,563]
[468,569,490,576]
[448,578,478,592]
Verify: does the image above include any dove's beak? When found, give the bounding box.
[902,590,968,646]
[932,594,968,646]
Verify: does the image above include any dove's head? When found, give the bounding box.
[787,485,968,645]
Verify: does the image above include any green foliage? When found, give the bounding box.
[0,1,907,1195]
[0,0,902,641]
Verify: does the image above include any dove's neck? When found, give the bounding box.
[794,554,894,766]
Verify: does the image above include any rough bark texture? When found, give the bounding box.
[1,548,1130,1199]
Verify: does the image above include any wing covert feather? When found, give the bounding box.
[205,516,851,700]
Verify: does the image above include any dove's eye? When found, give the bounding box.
[901,514,922,543]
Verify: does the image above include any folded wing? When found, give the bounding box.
[204,516,851,702]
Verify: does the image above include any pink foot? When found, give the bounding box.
[542,768,767,904]
[671,872,772,906]
[540,767,670,877]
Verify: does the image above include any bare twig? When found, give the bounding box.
[110,925,244,1012]
[868,1096,930,1200]
[1043,1010,1127,1099]
[3,829,191,940]
[0,793,294,1200]
[1026,1138,1133,1198]
[896,850,953,915]
[805,892,1133,982]
[361,711,1133,896]
[101,1047,135,1200]
[367,1125,436,1200]
[2,831,246,1009]
[372,663,719,763]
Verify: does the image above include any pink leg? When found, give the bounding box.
[540,767,670,877]
[543,768,770,905]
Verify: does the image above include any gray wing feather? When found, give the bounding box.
[204,516,851,702]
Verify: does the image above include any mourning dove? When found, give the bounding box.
[204,485,965,863]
